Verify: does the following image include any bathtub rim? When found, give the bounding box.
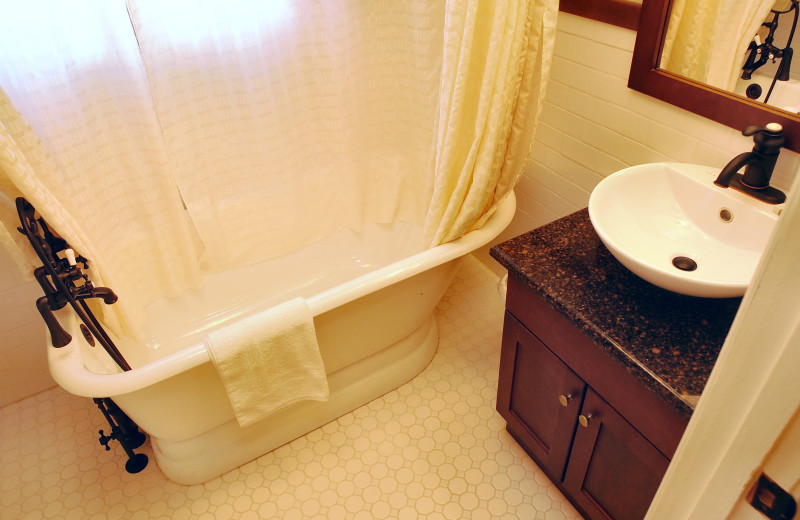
[47,192,516,398]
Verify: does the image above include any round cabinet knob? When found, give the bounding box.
[558,394,573,407]
[578,414,593,428]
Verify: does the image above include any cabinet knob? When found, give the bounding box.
[558,393,573,407]
[579,413,593,427]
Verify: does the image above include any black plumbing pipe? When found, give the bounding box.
[15,197,146,474]
[94,398,149,474]
[765,0,798,103]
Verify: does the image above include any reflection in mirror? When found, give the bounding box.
[659,0,799,113]
[629,0,800,153]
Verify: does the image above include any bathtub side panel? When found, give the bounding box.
[314,260,461,374]
[152,316,439,484]
[112,363,233,440]
[112,259,462,443]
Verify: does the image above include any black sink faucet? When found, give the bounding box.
[714,123,786,204]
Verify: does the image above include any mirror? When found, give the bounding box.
[659,1,799,112]
[630,0,800,153]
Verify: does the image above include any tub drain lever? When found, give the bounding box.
[94,398,149,474]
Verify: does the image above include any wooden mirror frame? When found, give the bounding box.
[628,0,800,152]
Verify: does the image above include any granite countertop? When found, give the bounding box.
[490,208,741,419]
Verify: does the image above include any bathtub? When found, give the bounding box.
[734,73,800,113]
[46,193,515,484]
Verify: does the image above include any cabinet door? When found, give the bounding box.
[497,313,587,480]
[563,388,671,520]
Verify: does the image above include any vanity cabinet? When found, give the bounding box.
[497,275,688,520]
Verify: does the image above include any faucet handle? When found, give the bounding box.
[743,123,783,136]
[64,248,76,266]
[743,123,785,154]
[36,296,72,348]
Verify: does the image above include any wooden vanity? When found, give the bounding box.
[490,209,741,520]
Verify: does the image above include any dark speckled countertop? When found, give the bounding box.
[490,208,741,419]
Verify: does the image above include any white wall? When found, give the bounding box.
[0,246,53,407]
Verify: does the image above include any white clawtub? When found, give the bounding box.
[46,194,515,484]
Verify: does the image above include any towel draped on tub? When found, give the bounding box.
[204,297,329,427]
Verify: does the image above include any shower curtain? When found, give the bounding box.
[0,0,556,338]
[126,0,445,271]
[0,2,204,336]
[426,0,557,245]
[661,0,779,91]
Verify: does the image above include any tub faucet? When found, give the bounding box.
[714,123,786,204]
[16,197,131,370]
[741,1,798,82]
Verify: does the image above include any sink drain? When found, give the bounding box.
[672,256,697,271]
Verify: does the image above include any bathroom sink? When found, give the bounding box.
[588,163,780,298]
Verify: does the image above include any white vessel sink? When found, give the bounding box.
[588,163,780,298]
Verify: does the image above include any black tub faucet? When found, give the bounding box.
[714,123,786,204]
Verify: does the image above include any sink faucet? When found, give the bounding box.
[714,123,786,204]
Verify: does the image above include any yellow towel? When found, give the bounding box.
[204,297,329,427]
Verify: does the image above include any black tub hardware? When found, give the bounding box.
[15,197,130,369]
[80,323,96,346]
[714,124,786,204]
[15,197,148,474]
[746,83,763,100]
[742,0,798,105]
[94,398,149,474]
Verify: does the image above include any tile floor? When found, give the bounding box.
[0,256,582,520]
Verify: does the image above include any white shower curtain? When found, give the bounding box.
[0,2,203,336]
[0,0,556,338]
[661,0,778,91]
[425,0,557,245]
[128,0,444,271]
